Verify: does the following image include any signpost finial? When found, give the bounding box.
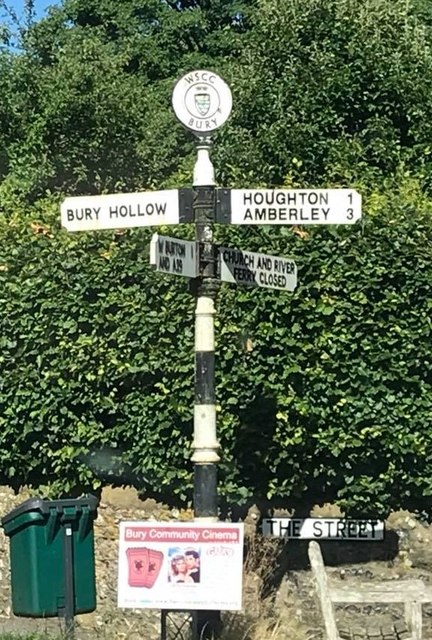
[172,70,232,137]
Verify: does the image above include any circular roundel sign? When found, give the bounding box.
[172,70,232,135]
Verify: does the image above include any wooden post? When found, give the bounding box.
[308,541,339,640]
[405,602,422,640]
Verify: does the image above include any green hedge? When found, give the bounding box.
[1,177,431,517]
[0,0,432,517]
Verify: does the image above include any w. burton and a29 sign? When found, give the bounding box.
[150,233,199,279]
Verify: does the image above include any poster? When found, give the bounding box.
[117,521,244,611]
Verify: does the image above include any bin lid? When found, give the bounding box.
[1,494,99,528]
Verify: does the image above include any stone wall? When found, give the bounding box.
[0,487,431,640]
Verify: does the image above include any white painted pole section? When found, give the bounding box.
[194,296,215,352]
[192,405,219,459]
[193,142,215,186]
[192,295,220,463]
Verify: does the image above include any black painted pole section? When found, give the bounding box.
[192,140,222,639]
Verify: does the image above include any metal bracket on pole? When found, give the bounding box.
[215,189,231,224]
[179,188,194,223]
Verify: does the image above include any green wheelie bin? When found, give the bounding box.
[1,495,98,618]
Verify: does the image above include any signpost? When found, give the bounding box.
[60,66,363,640]
[172,69,233,640]
[61,189,193,232]
[216,188,362,225]
[150,234,199,279]
[261,518,384,541]
[219,246,297,292]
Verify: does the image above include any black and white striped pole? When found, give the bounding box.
[192,142,222,640]
[192,139,219,520]
[172,70,232,520]
[172,70,233,638]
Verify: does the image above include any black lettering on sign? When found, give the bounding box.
[278,519,302,538]
[185,73,197,85]
[259,272,287,288]
[67,207,100,221]
[233,267,256,283]
[172,258,183,273]
[184,71,215,85]
[166,241,186,258]
[187,117,216,130]
[254,208,267,221]
[159,256,170,270]
[110,202,167,218]
[256,256,272,270]
[274,259,294,275]
[264,519,277,535]
[297,191,329,205]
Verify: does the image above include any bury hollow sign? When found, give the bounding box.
[60,190,191,231]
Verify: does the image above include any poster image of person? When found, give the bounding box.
[167,547,201,584]
[185,549,200,583]
[168,548,194,584]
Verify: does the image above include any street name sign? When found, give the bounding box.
[216,188,362,225]
[61,189,193,232]
[262,518,384,540]
[172,69,232,135]
[150,233,199,279]
[219,246,297,292]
